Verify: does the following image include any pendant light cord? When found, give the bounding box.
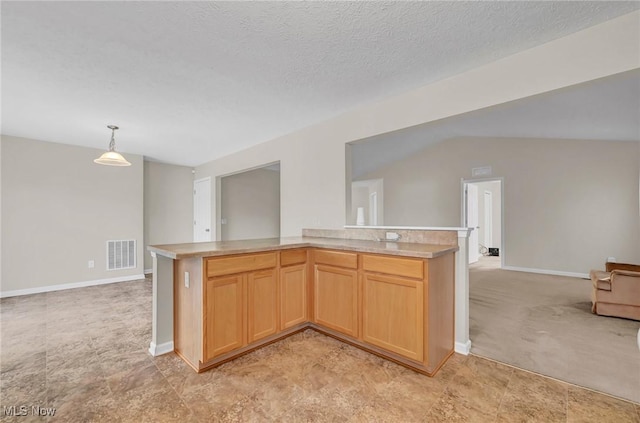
[107,125,119,152]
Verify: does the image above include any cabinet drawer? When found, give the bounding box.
[362,254,424,279]
[207,252,277,278]
[314,250,358,269]
[280,249,307,267]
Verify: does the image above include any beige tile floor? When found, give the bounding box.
[1,278,639,422]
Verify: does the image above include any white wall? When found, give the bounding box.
[143,161,193,271]
[220,167,280,241]
[194,12,640,244]
[360,137,639,274]
[1,135,144,294]
[0,139,3,288]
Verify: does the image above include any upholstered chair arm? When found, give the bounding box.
[608,270,640,306]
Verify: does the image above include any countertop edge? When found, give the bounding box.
[148,240,458,260]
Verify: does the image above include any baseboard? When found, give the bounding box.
[0,274,146,298]
[149,341,174,357]
[144,268,153,275]
[502,266,589,279]
[455,340,472,355]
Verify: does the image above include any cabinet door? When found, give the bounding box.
[314,265,358,337]
[280,264,308,329]
[247,269,278,343]
[362,273,424,361]
[204,274,245,361]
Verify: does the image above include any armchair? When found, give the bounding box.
[590,262,640,320]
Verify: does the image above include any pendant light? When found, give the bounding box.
[94,125,131,166]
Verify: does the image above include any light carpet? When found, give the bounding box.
[470,257,640,403]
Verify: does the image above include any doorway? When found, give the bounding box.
[219,163,280,241]
[350,179,384,226]
[462,178,503,267]
[193,177,212,242]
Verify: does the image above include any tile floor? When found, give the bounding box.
[1,278,639,422]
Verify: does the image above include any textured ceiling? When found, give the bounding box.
[2,1,639,166]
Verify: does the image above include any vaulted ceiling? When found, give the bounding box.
[350,70,640,179]
[2,1,639,166]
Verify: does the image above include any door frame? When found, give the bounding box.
[461,177,505,269]
[484,190,493,247]
[466,183,480,264]
[217,161,281,241]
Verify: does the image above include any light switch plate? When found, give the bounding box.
[184,271,190,288]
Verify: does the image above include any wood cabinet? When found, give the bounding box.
[204,274,245,361]
[312,250,359,338]
[361,254,425,362]
[280,264,307,329]
[314,264,359,337]
[247,269,278,343]
[362,272,424,361]
[173,246,455,376]
[202,252,278,362]
[359,253,454,373]
[280,249,308,329]
[204,268,279,361]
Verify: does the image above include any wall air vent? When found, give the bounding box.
[107,240,136,271]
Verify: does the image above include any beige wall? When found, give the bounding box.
[360,137,639,273]
[1,135,144,294]
[220,168,280,241]
[195,12,640,245]
[143,161,193,270]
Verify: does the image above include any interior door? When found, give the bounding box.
[193,178,212,242]
[466,183,479,263]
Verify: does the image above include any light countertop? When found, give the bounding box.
[148,236,458,260]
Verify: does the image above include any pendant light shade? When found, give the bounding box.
[94,125,131,166]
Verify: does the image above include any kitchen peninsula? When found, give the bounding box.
[148,233,458,376]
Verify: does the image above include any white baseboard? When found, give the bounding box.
[502,266,589,279]
[0,274,146,298]
[455,340,472,355]
[149,341,174,356]
[144,268,153,275]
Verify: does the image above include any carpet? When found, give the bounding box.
[469,257,640,403]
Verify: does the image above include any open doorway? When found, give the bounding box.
[349,179,384,226]
[463,178,503,268]
[219,162,280,241]
[193,177,212,242]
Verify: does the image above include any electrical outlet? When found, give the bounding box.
[88,260,95,269]
[184,271,190,288]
